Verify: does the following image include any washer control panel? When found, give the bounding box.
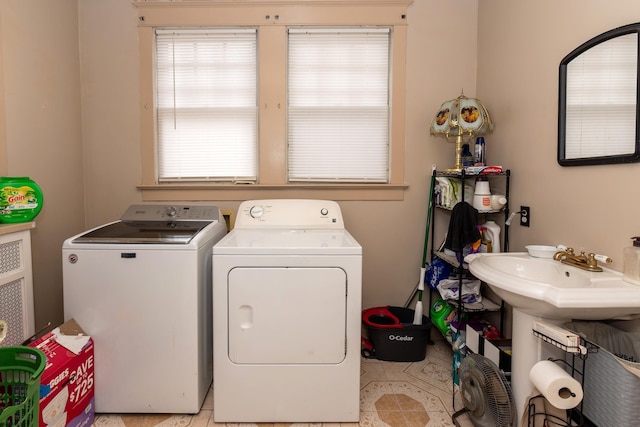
[120,204,220,222]
[236,199,344,229]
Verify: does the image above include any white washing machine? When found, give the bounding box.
[212,199,362,422]
[63,204,227,413]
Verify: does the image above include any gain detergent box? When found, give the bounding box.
[29,319,95,427]
[0,176,44,223]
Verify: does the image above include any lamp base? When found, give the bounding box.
[445,166,464,173]
[447,135,465,173]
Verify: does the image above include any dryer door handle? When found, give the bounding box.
[238,305,253,330]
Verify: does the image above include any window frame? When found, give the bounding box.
[287,27,392,183]
[155,28,260,182]
[135,0,412,201]
[558,22,640,166]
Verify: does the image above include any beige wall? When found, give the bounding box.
[2,0,639,327]
[75,0,479,313]
[0,0,84,329]
[353,0,480,308]
[477,1,640,270]
[77,0,142,225]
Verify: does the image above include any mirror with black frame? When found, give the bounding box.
[558,23,640,166]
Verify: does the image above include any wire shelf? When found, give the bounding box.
[532,330,597,358]
[533,330,582,354]
[528,328,601,427]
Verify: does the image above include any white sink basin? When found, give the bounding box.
[466,252,640,320]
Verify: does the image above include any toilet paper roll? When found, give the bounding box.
[529,360,583,409]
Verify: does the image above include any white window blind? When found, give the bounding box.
[288,28,391,182]
[155,28,257,182]
[565,33,638,159]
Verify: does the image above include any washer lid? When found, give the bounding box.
[71,204,221,244]
[213,228,361,255]
[71,221,207,244]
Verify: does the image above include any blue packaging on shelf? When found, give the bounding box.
[426,258,451,290]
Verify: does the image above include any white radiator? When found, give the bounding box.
[0,228,35,346]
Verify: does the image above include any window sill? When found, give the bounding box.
[138,183,408,201]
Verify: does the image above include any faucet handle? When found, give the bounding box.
[586,253,612,268]
[593,253,612,264]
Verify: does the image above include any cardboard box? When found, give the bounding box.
[484,338,512,373]
[29,319,95,427]
[465,323,512,373]
[465,322,483,353]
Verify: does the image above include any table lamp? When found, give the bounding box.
[430,91,493,172]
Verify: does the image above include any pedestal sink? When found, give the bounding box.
[465,252,640,420]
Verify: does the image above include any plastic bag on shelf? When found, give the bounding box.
[434,177,473,208]
[437,278,482,303]
[425,258,452,290]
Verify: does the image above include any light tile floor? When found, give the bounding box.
[93,337,474,427]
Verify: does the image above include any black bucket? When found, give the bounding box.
[362,306,431,362]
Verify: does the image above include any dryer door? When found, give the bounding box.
[228,267,347,364]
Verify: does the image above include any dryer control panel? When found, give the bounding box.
[235,199,344,229]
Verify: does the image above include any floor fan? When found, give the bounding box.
[452,354,517,427]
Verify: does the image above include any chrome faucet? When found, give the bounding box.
[553,247,612,272]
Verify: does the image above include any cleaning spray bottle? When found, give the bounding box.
[478,227,491,253]
[479,220,501,253]
[623,237,640,285]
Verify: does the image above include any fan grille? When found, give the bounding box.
[458,354,516,427]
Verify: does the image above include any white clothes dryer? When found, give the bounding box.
[212,199,362,422]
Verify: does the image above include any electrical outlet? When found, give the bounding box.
[520,206,530,227]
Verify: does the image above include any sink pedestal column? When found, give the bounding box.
[511,309,568,421]
[511,309,542,421]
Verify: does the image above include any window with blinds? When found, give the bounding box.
[565,32,638,159]
[287,28,391,183]
[155,28,258,182]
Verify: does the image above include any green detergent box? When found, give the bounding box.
[0,176,44,223]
